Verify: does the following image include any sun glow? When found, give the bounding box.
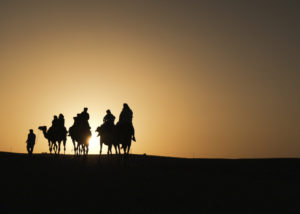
[88,132,101,154]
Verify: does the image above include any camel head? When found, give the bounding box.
[38,126,47,131]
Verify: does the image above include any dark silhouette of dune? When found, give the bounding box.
[0,152,300,213]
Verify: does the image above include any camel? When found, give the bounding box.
[96,124,120,155]
[68,126,91,155]
[38,126,67,154]
[116,123,135,155]
[38,126,57,154]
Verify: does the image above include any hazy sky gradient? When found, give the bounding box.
[0,0,299,157]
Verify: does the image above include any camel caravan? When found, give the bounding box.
[37,104,136,155]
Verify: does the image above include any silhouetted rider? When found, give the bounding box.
[75,114,81,126]
[26,129,36,155]
[58,114,65,128]
[103,109,115,126]
[119,103,133,123]
[119,103,136,141]
[57,113,67,136]
[80,107,90,129]
[81,107,90,121]
[52,115,58,129]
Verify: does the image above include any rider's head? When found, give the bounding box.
[29,129,33,133]
[59,113,64,118]
[123,103,129,108]
[54,115,58,119]
[84,107,88,112]
[106,109,111,114]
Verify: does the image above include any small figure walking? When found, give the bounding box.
[26,129,36,155]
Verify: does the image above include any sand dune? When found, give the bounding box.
[0,152,299,213]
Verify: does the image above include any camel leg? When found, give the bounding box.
[75,143,78,155]
[72,140,76,155]
[58,141,61,154]
[107,145,111,155]
[55,143,58,154]
[48,141,51,153]
[75,142,78,155]
[49,141,52,154]
[109,145,112,155]
[117,144,120,155]
[114,145,117,154]
[123,145,127,154]
[83,146,87,155]
[114,145,119,155]
[127,145,130,154]
[100,141,102,155]
[63,140,66,155]
[52,143,54,154]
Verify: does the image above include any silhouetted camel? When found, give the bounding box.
[38,126,67,154]
[116,123,135,155]
[68,108,91,155]
[68,126,91,155]
[96,125,120,155]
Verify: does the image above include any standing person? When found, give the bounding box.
[118,103,136,141]
[26,129,36,155]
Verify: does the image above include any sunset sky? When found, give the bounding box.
[0,0,299,158]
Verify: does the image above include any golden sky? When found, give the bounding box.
[0,1,299,157]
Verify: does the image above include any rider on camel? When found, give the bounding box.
[118,103,136,141]
[80,107,90,130]
[103,109,115,126]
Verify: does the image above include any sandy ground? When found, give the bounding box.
[0,152,300,213]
